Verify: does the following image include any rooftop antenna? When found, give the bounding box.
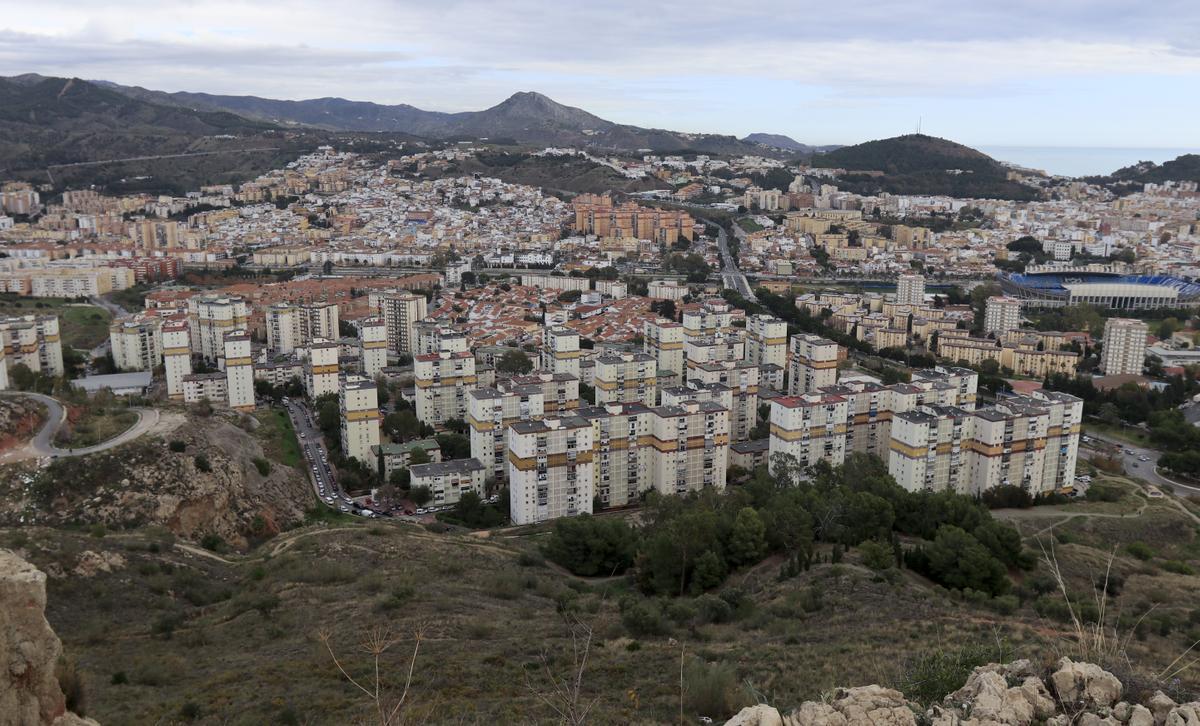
[917,117,922,134]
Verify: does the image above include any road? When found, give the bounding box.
[704,218,756,302]
[283,399,361,514]
[1081,431,1200,495]
[0,391,160,463]
[48,147,281,169]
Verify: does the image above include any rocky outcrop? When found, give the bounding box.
[726,659,1196,726]
[0,549,96,726]
[0,415,311,549]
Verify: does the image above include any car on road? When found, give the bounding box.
[1138,455,1150,462]
[415,508,427,515]
[1124,448,1134,455]
[300,432,306,439]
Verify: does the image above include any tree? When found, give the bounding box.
[390,468,411,489]
[690,550,727,593]
[434,433,470,460]
[408,446,432,466]
[858,539,894,570]
[496,349,533,375]
[322,260,334,275]
[726,507,766,567]
[544,515,637,576]
[410,486,432,506]
[923,525,1010,596]
[384,411,422,441]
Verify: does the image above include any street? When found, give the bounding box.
[283,399,357,513]
[1081,431,1200,495]
[704,218,756,301]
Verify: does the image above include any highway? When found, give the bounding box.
[705,218,756,302]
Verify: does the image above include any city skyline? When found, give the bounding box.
[2,0,1199,150]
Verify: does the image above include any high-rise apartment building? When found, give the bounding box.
[188,294,248,361]
[0,315,63,377]
[223,330,255,412]
[769,393,850,472]
[746,314,788,369]
[647,400,729,496]
[380,293,427,355]
[467,372,580,477]
[340,375,381,465]
[681,299,737,340]
[644,319,685,387]
[788,334,839,395]
[508,416,595,525]
[267,302,340,355]
[162,319,191,399]
[687,361,759,441]
[541,326,581,378]
[983,296,1022,336]
[578,402,653,509]
[110,317,163,372]
[571,194,695,244]
[415,350,477,427]
[594,352,657,407]
[358,317,387,378]
[305,340,340,399]
[415,321,469,356]
[1101,318,1148,376]
[896,274,926,306]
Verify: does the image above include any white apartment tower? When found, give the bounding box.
[541,326,581,378]
[644,319,685,387]
[768,393,849,473]
[162,319,192,400]
[189,294,248,361]
[415,350,477,427]
[305,339,340,399]
[110,317,162,372]
[896,274,926,306]
[380,293,427,355]
[788,334,839,395]
[507,416,595,525]
[594,352,657,407]
[358,317,387,378]
[223,330,255,412]
[746,314,788,370]
[0,315,64,377]
[340,375,381,466]
[1101,318,1148,376]
[984,296,1022,336]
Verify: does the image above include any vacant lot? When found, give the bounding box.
[0,295,112,350]
[255,408,302,467]
[54,406,138,448]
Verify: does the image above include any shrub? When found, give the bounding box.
[898,642,997,706]
[193,454,212,473]
[683,658,751,721]
[1127,541,1155,561]
[695,594,734,624]
[543,515,636,576]
[57,658,87,716]
[89,525,106,538]
[619,597,670,637]
[252,457,271,476]
[1162,560,1195,576]
[1086,484,1123,503]
[200,534,224,552]
[180,702,202,721]
[517,551,544,568]
[858,539,894,570]
[168,440,187,452]
[110,671,128,685]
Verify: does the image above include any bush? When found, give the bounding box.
[858,539,894,570]
[1086,484,1123,503]
[1163,560,1195,576]
[1127,541,1155,561]
[683,658,751,721]
[57,657,87,716]
[898,643,997,706]
[200,533,224,552]
[543,515,636,576]
[695,594,734,624]
[798,585,824,613]
[110,671,128,685]
[168,440,187,452]
[252,457,271,476]
[193,454,212,473]
[619,597,670,637]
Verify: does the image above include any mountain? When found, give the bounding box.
[92,79,782,155]
[0,75,324,193]
[809,133,1041,201]
[740,132,838,155]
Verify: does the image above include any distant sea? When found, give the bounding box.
[976,146,1200,178]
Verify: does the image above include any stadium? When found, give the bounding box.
[999,265,1200,310]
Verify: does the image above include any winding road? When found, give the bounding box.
[0,391,160,463]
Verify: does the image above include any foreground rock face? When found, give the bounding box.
[727,658,1193,726]
[0,549,96,726]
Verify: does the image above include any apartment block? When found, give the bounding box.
[358,317,387,378]
[896,274,925,306]
[469,381,547,478]
[265,301,340,355]
[594,352,657,406]
[182,372,226,404]
[984,296,1022,336]
[647,400,729,496]
[788,334,839,395]
[508,417,595,525]
[1101,318,1148,376]
[223,330,255,412]
[188,294,248,360]
[305,339,340,399]
[0,315,64,377]
[415,321,469,356]
[687,361,759,441]
[373,439,441,479]
[684,333,745,373]
[415,350,477,427]
[541,326,581,378]
[644,318,685,387]
[682,299,737,339]
[410,458,486,507]
[380,293,427,355]
[746,314,787,369]
[110,317,162,372]
[161,320,191,399]
[768,393,850,472]
[578,403,653,508]
[339,375,381,466]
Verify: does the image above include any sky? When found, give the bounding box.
[2,0,1199,150]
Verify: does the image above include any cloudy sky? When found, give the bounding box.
[2,0,1199,149]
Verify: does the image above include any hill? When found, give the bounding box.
[742,132,838,155]
[0,75,324,193]
[89,78,781,156]
[810,133,1040,200]
[1101,154,1200,185]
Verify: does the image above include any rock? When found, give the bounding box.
[1165,704,1200,725]
[1128,704,1155,726]
[1150,693,1179,725]
[0,549,97,726]
[1050,658,1122,709]
[727,705,783,726]
[939,665,1055,725]
[786,701,848,726]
